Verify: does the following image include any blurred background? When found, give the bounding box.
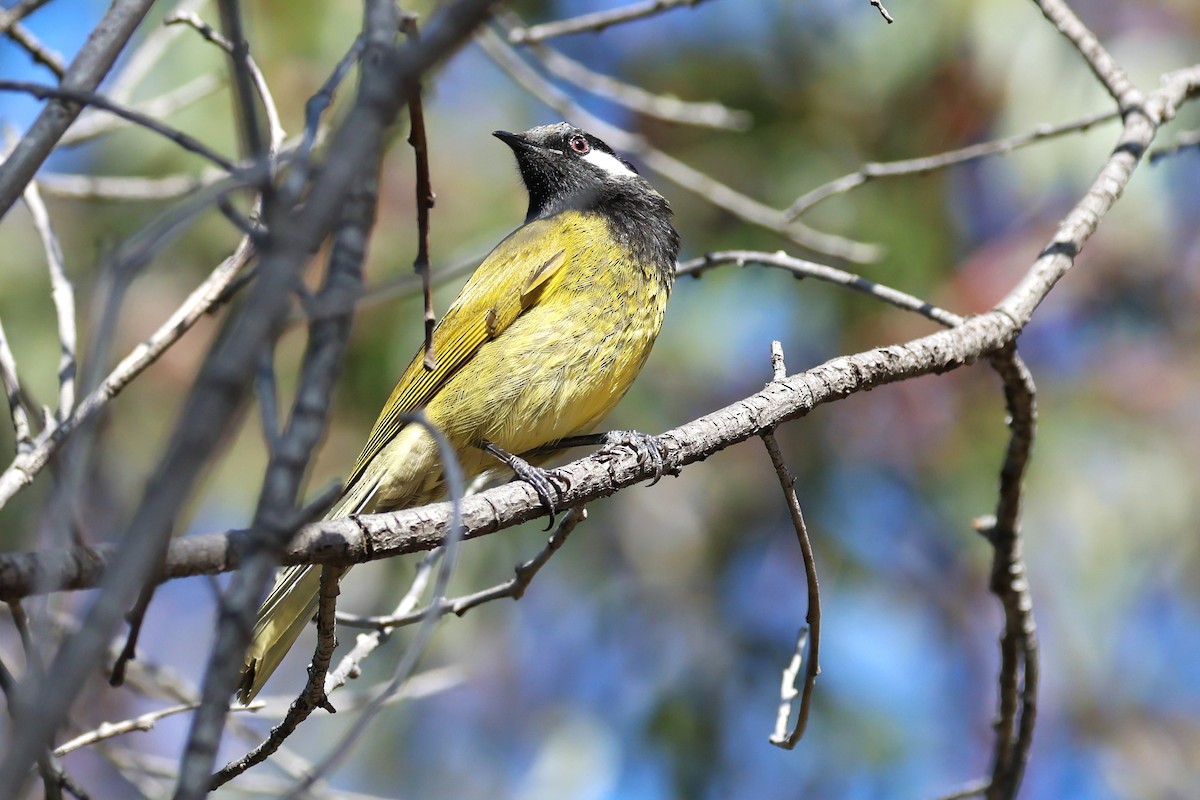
[1,0,1199,797]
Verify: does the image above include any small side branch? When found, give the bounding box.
[402,17,438,372]
[868,0,894,24]
[508,0,712,45]
[761,426,821,748]
[785,109,1119,220]
[337,507,587,631]
[20,179,76,421]
[208,565,343,789]
[977,349,1039,800]
[1029,0,1140,110]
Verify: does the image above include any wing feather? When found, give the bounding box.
[342,219,574,493]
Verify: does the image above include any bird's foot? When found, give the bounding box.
[481,441,563,530]
[602,430,669,485]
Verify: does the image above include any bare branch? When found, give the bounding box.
[53,701,265,757]
[508,0,713,45]
[20,180,76,421]
[337,507,587,631]
[3,19,65,78]
[0,0,55,33]
[784,109,1119,220]
[762,429,820,749]
[1029,0,1140,109]
[279,411,469,798]
[106,0,210,105]
[502,11,750,131]
[0,233,251,509]
[477,24,882,263]
[0,0,156,219]
[207,566,343,790]
[1149,128,1200,164]
[0,318,34,450]
[979,350,1039,800]
[36,172,210,202]
[678,250,962,327]
[0,80,240,174]
[62,73,223,147]
[173,41,389,794]
[215,0,269,169]
[165,10,286,151]
[402,17,439,372]
[323,551,440,693]
[868,0,894,24]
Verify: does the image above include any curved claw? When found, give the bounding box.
[603,430,667,485]
[481,441,561,530]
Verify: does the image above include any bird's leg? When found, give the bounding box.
[480,441,562,529]
[528,431,670,485]
[600,430,668,485]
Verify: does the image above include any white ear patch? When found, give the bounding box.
[581,148,637,178]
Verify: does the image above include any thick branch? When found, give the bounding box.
[0,0,156,219]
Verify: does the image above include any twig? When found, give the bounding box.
[0,0,156,219]
[0,318,34,450]
[934,779,990,800]
[337,507,587,631]
[36,172,210,201]
[215,0,269,169]
[20,180,76,421]
[62,73,223,147]
[402,17,439,372]
[784,109,1120,220]
[174,65,388,798]
[1149,128,1200,164]
[106,0,209,105]
[477,25,881,263]
[168,6,285,154]
[291,35,365,196]
[53,701,265,757]
[323,551,441,692]
[280,412,468,799]
[978,349,1039,800]
[508,0,713,44]
[0,230,252,509]
[0,0,55,33]
[206,566,343,789]
[868,0,894,24]
[1029,0,1140,110]
[0,80,240,174]
[3,19,65,78]
[761,393,820,747]
[501,11,750,131]
[677,250,962,327]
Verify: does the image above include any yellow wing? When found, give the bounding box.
[343,218,571,492]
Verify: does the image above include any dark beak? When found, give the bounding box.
[493,130,532,151]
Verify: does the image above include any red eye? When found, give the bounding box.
[569,135,590,154]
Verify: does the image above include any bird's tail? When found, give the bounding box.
[237,474,379,704]
[237,563,322,703]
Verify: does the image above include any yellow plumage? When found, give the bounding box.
[239,207,672,702]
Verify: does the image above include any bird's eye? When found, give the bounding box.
[568,135,590,155]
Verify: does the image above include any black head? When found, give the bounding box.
[494,123,679,278]
[494,123,651,222]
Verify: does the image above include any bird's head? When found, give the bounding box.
[494,123,653,223]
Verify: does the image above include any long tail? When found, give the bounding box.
[236,475,379,703]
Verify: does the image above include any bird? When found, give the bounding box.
[238,122,680,702]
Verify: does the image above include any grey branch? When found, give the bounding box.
[501,10,750,131]
[4,62,1195,598]
[0,0,156,219]
[508,0,713,44]
[478,24,882,263]
[784,109,1119,220]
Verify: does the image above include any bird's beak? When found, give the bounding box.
[493,130,533,151]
